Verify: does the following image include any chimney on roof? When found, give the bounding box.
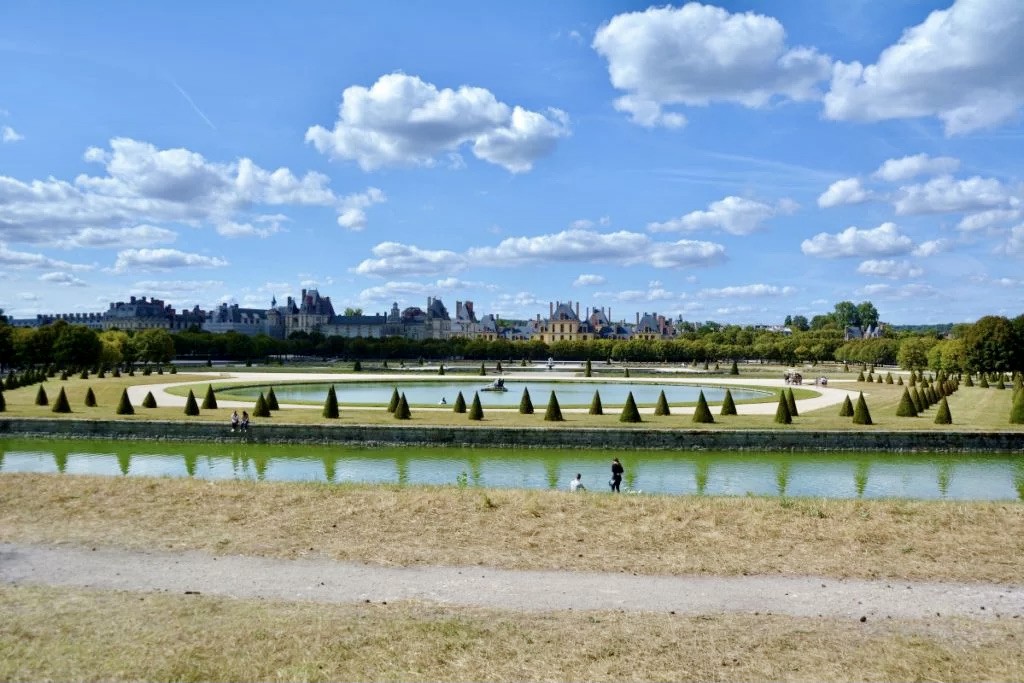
[636,312,640,325]
[549,302,553,318]
[575,301,579,318]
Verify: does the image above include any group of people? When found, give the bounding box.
[569,458,624,493]
[229,410,250,433]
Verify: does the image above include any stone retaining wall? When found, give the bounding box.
[1,417,1022,452]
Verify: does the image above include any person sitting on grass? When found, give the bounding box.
[570,473,586,492]
[240,411,249,432]
[230,410,239,432]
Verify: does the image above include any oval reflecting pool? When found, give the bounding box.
[216,380,770,407]
[2,438,1021,501]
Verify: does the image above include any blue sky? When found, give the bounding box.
[2,0,1023,325]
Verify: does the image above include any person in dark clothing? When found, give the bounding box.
[610,458,624,492]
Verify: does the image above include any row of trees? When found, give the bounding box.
[2,309,1023,375]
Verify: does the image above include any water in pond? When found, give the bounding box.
[2,438,1021,501]
[216,380,769,407]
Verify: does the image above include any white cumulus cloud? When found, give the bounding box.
[2,125,24,143]
[699,284,796,298]
[337,188,387,230]
[354,243,465,278]
[593,2,831,127]
[801,222,914,258]
[573,274,606,287]
[957,208,1022,231]
[113,248,228,273]
[824,0,1024,135]
[817,177,872,208]
[856,259,924,279]
[648,196,796,235]
[873,154,960,182]
[893,175,1018,215]
[305,73,569,173]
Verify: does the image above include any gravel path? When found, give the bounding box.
[129,371,859,415]
[3,542,1021,621]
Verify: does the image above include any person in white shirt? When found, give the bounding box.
[569,473,585,492]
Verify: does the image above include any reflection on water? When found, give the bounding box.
[0,438,1021,501]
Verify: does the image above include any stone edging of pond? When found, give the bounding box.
[1,417,1022,452]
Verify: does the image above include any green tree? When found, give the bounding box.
[116,389,134,415]
[833,301,861,328]
[852,393,873,425]
[395,393,411,420]
[838,395,854,417]
[934,396,952,424]
[468,392,483,420]
[253,392,271,418]
[774,393,791,424]
[323,386,339,418]
[896,388,917,417]
[1010,389,1024,424]
[35,385,48,406]
[141,391,157,408]
[692,391,714,424]
[387,387,400,413]
[84,387,97,407]
[184,389,200,416]
[266,387,279,410]
[52,325,102,370]
[133,328,175,365]
[519,387,534,414]
[961,315,1017,373]
[720,389,737,416]
[543,391,563,422]
[857,301,879,329]
[619,392,641,423]
[453,391,467,414]
[589,390,603,415]
[584,359,592,377]
[51,387,71,413]
[654,390,670,416]
[201,384,218,409]
[786,388,798,417]
[729,360,739,375]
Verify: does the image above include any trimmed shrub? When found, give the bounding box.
[157,366,163,375]
[353,360,362,372]
[387,387,400,413]
[169,366,177,374]
[692,391,714,424]
[786,388,798,417]
[116,389,134,415]
[774,393,791,424]
[453,391,467,414]
[911,387,925,413]
[253,392,271,418]
[1010,389,1024,424]
[479,362,486,376]
[543,391,564,422]
[519,387,534,415]
[857,371,865,382]
[84,387,97,407]
[589,390,603,415]
[866,373,874,383]
[729,360,739,376]
[852,393,873,425]
[720,389,737,416]
[141,391,157,408]
[495,361,503,374]
[35,385,48,406]
[79,369,89,380]
[468,392,483,420]
[201,384,218,410]
[909,374,917,387]
[619,392,642,423]
[996,377,1006,390]
[624,367,630,378]
[838,395,854,417]
[654,390,670,416]
[52,387,71,413]
[896,376,904,385]
[934,396,952,424]
[885,372,893,384]
[0,388,5,412]
[980,374,990,388]
[964,374,974,387]
[584,359,592,377]
[112,368,121,378]
[97,368,106,379]
[323,386,339,418]
[184,390,200,416]
[266,387,279,410]
[896,388,917,417]
[395,393,411,420]
[438,364,445,376]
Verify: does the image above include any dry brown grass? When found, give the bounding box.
[2,474,1022,583]
[2,583,1022,682]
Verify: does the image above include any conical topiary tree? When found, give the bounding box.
[692,390,714,423]
[654,390,670,416]
[395,393,411,420]
[453,391,467,414]
[996,376,1006,390]
[116,388,134,415]
[353,360,362,372]
[964,374,974,387]
[852,392,873,425]
[267,387,279,410]
[885,372,893,384]
[544,391,563,422]
[839,395,854,417]
[468,392,483,420]
[35,385,48,406]
[323,385,339,418]
[624,367,630,378]
[980,374,990,388]
[184,389,200,416]
[387,387,400,413]
[519,387,534,414]
[1010,389,1024,424]
[589,390,603,415]
[774,393,791,424]
[253,392,271,418]
[496,361,503,374]
[584,359,592,377]
[438,364,445,376]
[619,392,642,423]
[786,388,798,417]
[896,376,904,386]
[857,371,865,382]
[0,388,5,413]
[84,387,97,407]
[934,396,952,424]
[729,360,739,375]
[52,387,71,413]
[720,388,737,416]
[141,391,157,408]
[896,388,917,417]
[201,384,218,409]
[479,362,486,376]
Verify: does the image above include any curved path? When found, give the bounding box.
[128,370,860,416]
[2,542,1020,621]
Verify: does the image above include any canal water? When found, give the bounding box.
[2,438,1021,501]
[215,380,770,407]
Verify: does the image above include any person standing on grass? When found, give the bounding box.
[610,458,624,492]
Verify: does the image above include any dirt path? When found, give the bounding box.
[2,542,1020,621]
